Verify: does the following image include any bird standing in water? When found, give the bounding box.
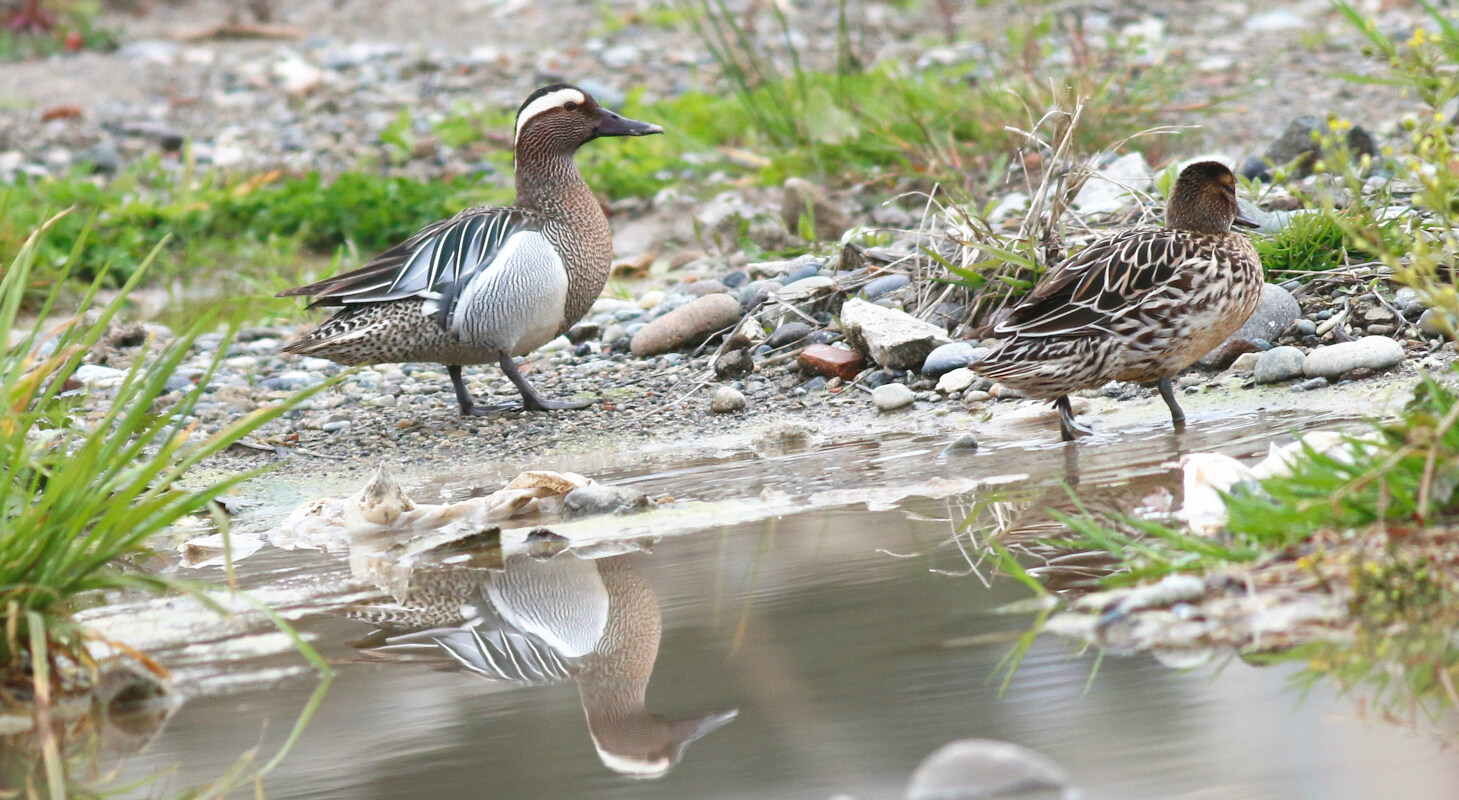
[279,84,662,415]
[975,161,1263,441]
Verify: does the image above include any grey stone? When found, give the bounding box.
[1235,198,1298,235]
[710,385,747,414]
[840,298,952,370]
[782,262,823,285]
[1294,319,1317,337]
[714,349,753,379]
[1419,308,1454,338]
[765,322,813,349]
[1198,283,1301,369]
[863,274,911,300]
[322,420,351,433]
[1262,116,1378,180]
[942,433,980,454]
[740,280,783,309]
[1253,346,1306,384]
[1294,377,1330,392]
[78,138,120,173]
[1302,336,1405,379]
[921,341,984,376]
[872,383,915,412]
[563,485,653,518]
[1073,152,1152,215]
[630,294,742,356]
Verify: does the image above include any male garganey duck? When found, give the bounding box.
[975,160,1262,441]
[279,84,662,415]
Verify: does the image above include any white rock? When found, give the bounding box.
[936,368,976,394]
[637,290,665,310]
[1229,352,1261,374]
[591,298,641,315]
[1073,152,1153,215]
[1302,336,1405,379]
[73,364,127,389]
[772,276,836,303]
[273,57,324,96]
[841,297,952,370]
[709,386,746,414]
[1245,10,1305,31]
[873,383,915,412]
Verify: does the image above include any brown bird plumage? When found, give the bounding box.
[976,161,1264,441]
[277,84,662,415]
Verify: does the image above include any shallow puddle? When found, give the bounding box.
[49,410,1459,798]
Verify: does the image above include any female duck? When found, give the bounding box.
[279,85,662,415]
[975,161,1262,441]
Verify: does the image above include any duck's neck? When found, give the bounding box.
[515,151,606,229]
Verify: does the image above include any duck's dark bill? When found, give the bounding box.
[596,109,663,137]
[1233,207,1262,230]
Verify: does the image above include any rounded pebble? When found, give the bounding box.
[709,385,747,414]
[630,294,743,357]
[1302,336,1405,379]
[872,383,915,412]
[1253,346,1307,384]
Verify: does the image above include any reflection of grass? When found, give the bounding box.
[1246,545,1459,734]
[1,215,335,797]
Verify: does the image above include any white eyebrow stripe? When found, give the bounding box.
[514,88,587,142]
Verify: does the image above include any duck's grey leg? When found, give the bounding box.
[498,354,593,411]
[1056,395,1094,441]
[1157,376,1186,428]
[449,362,593,415]
[449,364,492,416]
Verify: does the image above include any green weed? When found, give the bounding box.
[1252,208,1351,277]
[0,212,339,796]
[0,161,512,291]
[0,2,118,62]
[1321,1,1459,337]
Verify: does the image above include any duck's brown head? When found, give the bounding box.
[1165,160,1259,234]
[513,84,662,159]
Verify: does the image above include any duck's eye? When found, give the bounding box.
[564,101,579,111]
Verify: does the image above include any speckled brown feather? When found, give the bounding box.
[976,161,1264,400]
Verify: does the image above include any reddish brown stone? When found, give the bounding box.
[798,343,864,380]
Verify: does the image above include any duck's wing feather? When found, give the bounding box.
[995,227,1193,338]
[278,207,543,316]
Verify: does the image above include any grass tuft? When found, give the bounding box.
[0,210,338,793]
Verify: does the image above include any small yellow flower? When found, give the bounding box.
[1408,27,1427,49]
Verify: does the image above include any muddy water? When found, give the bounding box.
[94,412,1459,799]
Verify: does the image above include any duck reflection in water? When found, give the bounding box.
[349,544,737,778]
